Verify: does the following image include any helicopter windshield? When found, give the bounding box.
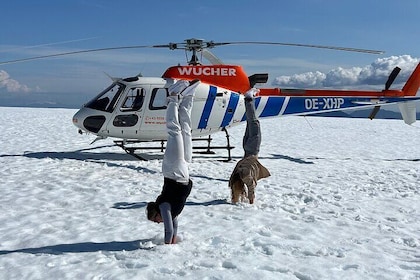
[85,83,125,112]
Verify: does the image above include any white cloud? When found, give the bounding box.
[324,67,362,86]
[274,71,326,87]
[0,70,31,93]
[272,55,420,89]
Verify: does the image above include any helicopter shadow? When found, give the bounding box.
[185,199,229,206]
[191,174,229,183]
[24,151,135,161]
[0,144,133,161]
[228,154,316,165]
[268,154,315,164]
[0,145,159,174]
[268,154,420,163]
[0,239,154,255]
[0,143,229,163]
[112,199,229,210]
[112,201,148,209]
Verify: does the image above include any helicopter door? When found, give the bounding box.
[109,87,146,139]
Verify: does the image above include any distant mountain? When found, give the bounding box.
[0,91,89,109]
[312,104,420,120]
[313,109,420,120]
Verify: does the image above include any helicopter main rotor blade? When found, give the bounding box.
[0,44,172,65]
[201,49,224,65]
[0,38,384,66]
[210,41,384,55]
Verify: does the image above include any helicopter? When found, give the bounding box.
[2,38,420,160]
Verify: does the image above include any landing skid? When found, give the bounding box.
[114,128,234,161]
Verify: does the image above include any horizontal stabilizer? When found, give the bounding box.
[398,101,417,125]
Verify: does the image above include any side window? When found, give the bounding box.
[113,114,139,127]
[121,87,145,111]
[149,88,168,110]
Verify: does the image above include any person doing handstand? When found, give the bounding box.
[229,88,270,204]
[146,79,200,244]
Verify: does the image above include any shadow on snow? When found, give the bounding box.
[270,154,315,164]
[0,198,230,255]
[0,145,159,174]
[111,199,229,210]
[0,239,154,255]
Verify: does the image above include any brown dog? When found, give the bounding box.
[229,155,270,204]
[230,175,255,204]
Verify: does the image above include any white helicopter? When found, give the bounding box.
[3,38,420,160]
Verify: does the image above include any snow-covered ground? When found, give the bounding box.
[0,106,419,280]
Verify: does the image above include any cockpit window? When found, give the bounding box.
[149,88,168,110]
[86,83,125,112]
[121,87,145,111]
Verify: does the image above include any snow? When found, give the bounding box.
[0,106,419,280]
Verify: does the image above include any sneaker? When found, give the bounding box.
[244,88,259,99]
[180,79,201,97]
[169,80,189,96]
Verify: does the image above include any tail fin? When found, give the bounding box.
[402,62,420,96]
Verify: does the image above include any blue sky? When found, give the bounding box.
[1,0,419,108]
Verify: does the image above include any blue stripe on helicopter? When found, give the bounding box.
[283,98,316,114]
[241,97,262,121]
[198,85,217,129]
[221,93,240,127]
[259,97,285,118]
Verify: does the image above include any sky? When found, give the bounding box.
[1,0,420,108]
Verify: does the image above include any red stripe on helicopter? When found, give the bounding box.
[162,65,251,93]
[258,88,408,97]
